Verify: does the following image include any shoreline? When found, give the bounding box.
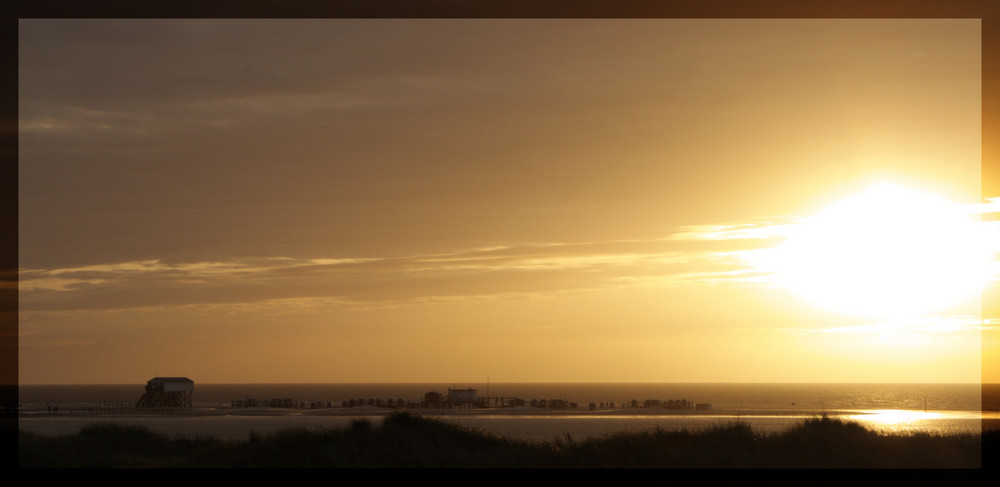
[19,405,998,442]
[17,405,868,418]
[19,404,997,420]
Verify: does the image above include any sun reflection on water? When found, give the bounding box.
[846,409,961,435]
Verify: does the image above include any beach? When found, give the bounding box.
[19,404,996,442]
[17,382,995,442]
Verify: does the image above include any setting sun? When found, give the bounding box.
[758,183,994,319]
[17,18,991,387]
[14,15,997,470]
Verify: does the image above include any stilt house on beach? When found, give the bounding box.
[135,377,194,408]
[448,388,478,405]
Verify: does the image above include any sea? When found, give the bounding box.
[16,382,1000,442]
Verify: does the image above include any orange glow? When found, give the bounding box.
[753,183,996,319]
[16,19,987,384]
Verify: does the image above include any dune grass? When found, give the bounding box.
[18,412,991,468]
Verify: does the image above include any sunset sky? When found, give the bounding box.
[17,19,999,384]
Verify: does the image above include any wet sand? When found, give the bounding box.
[21,405,996,442]
[19,404,852,419]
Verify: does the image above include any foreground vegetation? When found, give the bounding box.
[19,412,993,468]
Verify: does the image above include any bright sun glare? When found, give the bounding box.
[759,182,995,319]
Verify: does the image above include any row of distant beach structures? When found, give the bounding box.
[136,377,711,412]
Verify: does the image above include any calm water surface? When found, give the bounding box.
[18,383,995,441]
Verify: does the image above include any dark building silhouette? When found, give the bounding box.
[135,377,194,408]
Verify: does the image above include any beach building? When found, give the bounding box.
[424,391,444,406]
[135,377,194,408]
[448,388,477,405]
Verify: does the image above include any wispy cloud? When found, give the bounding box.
[802,315,991,347]
[20,197,1000,315]
[668,218,800,241]
[17,238,757,312]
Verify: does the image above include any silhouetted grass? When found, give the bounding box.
[18,412,988,468]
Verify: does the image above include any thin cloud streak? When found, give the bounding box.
[744,316,993,347]
[668,219,801,241]
[18,236,766,312]
[806,316,991,347]
[20,197,1000,314]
